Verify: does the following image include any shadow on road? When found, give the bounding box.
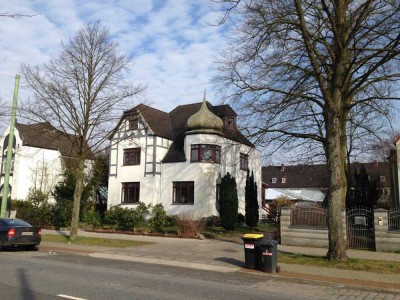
[18,267,36,300]
[214,257,244,268]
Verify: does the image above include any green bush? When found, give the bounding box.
[52,198,73,229]
[200,215,221,227]
[220,172,238,230]
[269,196,295,218]
[15,190,53,227]
[237,213,245,226]
[117,209,137,231]
[104,203,150,231]
[14,200,34,222]
[165,214,178,227]
[82,210,102,228]
[104,206,123,227]
[134,202,151,227]
[52,169,96,228]
[245,171,259,228]
[149,204,167,232]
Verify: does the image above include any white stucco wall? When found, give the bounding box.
[107,125,172,209]
[0,127,63,202]
[108,128,262,219]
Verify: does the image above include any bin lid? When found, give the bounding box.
[261,239,278,246]
[242,233,264,239]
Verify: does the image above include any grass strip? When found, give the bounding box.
[42,234,152,248]
[279,252,400,274]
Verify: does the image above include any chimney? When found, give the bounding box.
[281,164,285,171]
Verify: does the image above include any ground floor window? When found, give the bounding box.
[173,181,194,204]
[121,182,140,204]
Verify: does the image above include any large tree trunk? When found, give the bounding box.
[325,109,348,261]
[69,156,85,241]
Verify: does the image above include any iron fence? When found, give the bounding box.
[346,207,375,250]
[389,208,400,232]
[290,206,328,228]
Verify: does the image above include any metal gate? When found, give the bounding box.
[346,207,375,250]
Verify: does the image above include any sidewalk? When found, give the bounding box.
[40,229,400,291]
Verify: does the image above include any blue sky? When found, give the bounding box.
[0,1,226,113]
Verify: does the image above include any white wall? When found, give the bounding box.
[108,128,262,219]
[0,127,63,202]
[107,121,171,209]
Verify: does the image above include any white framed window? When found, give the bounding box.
[272,178,277,183]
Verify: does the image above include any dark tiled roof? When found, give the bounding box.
[124,104,174,140]
[262,164,329,189]
[212,104,237,117]
[262,162,391,189]
[120,101,255,163]
[16,122,93,158]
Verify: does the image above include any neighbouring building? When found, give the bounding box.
[389,137,400,208]
[107,98,262,219]
[262,162,391,214]
[0,122,90,201]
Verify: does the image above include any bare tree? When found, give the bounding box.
[21,21,144,240]
[214,0,400,260]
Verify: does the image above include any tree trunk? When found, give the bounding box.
[69,156,85,241]
[325,110,348,261]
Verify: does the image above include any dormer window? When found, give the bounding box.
[226,117,236,129]
[129,118,139,130]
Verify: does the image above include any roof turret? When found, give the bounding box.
[186,94,223,136]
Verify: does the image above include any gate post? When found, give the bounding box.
[280,206,291,246]
[374,208,388,252]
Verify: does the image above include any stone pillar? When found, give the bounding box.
[280,206,291,246]
[374,208,388,252]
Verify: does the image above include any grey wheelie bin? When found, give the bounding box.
[260,239,280,273]
[241,233,264,270]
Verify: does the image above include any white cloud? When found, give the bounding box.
[0,0,227,124]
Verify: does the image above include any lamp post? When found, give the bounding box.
[0,75,19,218]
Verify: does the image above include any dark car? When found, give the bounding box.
[0,218,41,250]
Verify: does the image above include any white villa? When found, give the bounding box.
[107,99,262,218]
[0,122,84,201]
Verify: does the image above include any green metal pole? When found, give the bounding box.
[0,75,20,218]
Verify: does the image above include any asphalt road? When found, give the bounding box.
[0,249,399,300]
